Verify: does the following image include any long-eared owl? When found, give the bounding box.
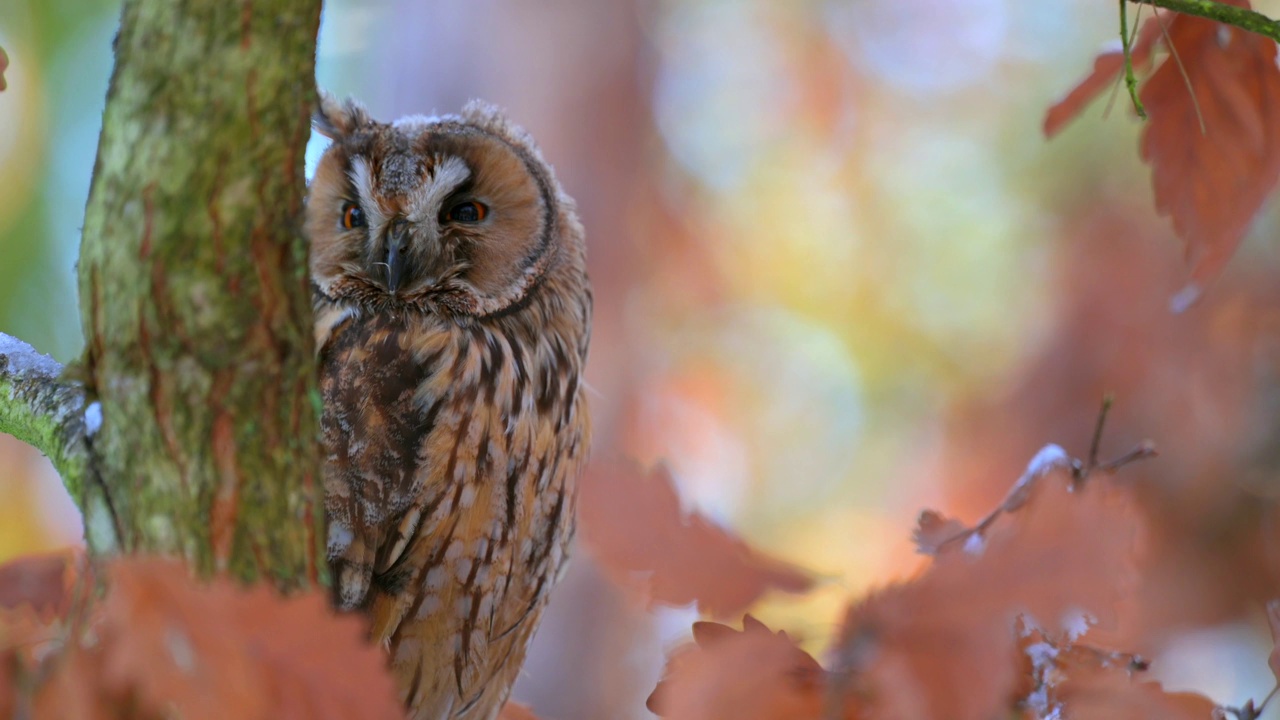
[306,94,591,720]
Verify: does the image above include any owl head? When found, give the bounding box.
[306,93,585,318]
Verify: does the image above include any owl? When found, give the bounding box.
[306,94,592,720]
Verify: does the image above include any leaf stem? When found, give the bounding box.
[1121,0,1148,119]
[1254,683,1280,717]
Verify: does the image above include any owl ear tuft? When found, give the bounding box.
[314,91,371,139]
[461,99,543,159]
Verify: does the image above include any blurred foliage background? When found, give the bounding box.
[7,0,1280,717]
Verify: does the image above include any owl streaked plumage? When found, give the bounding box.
[306,94,591,720]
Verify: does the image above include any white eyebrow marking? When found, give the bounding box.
[406,156,471,223]
[348,156,390,248]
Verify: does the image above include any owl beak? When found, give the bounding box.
[385,221,409,293]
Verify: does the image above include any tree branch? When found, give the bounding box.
[0,332,89,500]
[1133,0,1280,44]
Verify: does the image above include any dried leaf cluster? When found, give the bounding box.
[5,435,1247,720]
[0,392,1266,716]
[1047,0,1280,298]
[0,555,402,720]
[634,438,1279,720]
[578,460,813,617]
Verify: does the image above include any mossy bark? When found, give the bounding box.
[0,336,87,501]
[77,0,325,590]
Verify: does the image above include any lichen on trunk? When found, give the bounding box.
[77,0,326,590]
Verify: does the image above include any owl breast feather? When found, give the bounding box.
[317,303,589,719]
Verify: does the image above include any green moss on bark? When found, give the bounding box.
[0,335,87,502]
[78,0,325,590]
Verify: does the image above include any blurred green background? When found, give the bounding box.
[8,1,1280,718]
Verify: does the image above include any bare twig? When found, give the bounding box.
[1075,394,1157,484]
[1120,0,1148,119]
[930,444,1072,553]
[1222,684,1280,720]
[1096,440,1159,473]
[1086,393,1114,472]
[923,399,1157,555]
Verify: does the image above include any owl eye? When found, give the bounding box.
[341,202,365,230]
[444,201,487,224]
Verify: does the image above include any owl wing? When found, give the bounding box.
[368,329,591,719]
[317,301,443,611]
[368,432,586,719]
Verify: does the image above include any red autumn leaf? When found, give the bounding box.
[914,444,1077,557]
[648,615,823,720]
[97,558,404,720]
[835,580,1015,720]
[1046,3,1280,288]
[0,560,101,719]
[1044,17,1163,137]
[578,460,813,617]
[1034,623,1212,719]
[0,46,8,92]
[1140,1,1280,286]
[30,645,132,720]
[974,471,1139,632]
[0,549,85,620]
[832,467,1140,720]
[1059,672,1218,720]
[1016,621,1152,717]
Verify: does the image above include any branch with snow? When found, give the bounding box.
[913,396,1158,556]
[0,332,90,497]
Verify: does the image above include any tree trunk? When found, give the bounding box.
[76,0,325,590]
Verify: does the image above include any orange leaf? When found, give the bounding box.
[0,549,85,620]
[1017,622,1153,717]
[1044,18,1163,137]
[97,558,404,720]
[1060,675,1218,720]
[967,471,1139,632]
[578,460,813,617]
[833,470,1141,720]
[31,645,130,720]
[1139,1,1280,285]
[648,615,823,720]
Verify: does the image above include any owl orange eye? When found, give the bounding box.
[444,201,487,224]
[341,202,365,229]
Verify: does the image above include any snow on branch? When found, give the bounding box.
[0,332,89,496]
[914,397,1158,557]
